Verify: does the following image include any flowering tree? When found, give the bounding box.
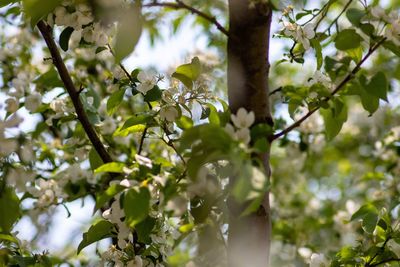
[1,0,400,266]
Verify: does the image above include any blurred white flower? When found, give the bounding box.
[100,117,117,135]
[370,6,386,20]
[5,98,19,113]
[298,247,312,259]
[231,107,255,129]
[310,253,327,267]
[127,256,143,267]
[135,154,153,168]
[224,123,236,139]
[283,21,315,50]
[308,71,331,88]
[25,93,42,112]
[235,127,251,145]
[166,196,188,216]
[385,22,400,46]
[137,70,157,94]
[160,105,179,122]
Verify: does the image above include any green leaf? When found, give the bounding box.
[0,233,18,244]
[365,72,388,101]
[176,115,193,130]
[33,68,64,88]
[362,212,378,234]
[124,187,151,227]
[77,220,114,254]
[351,203,378,221]
[346,46,363,63]
[95,46,108,54]
[311,39,323,70]
[351,203,379,234]
[94,162,126,173]
[0,187,21,233]
[89,148,103,171]
[135,216,156,244]
[207,104,220,125]
[0,0,18,8]
[94,184,125,212]
[143,85,162,102]
[22,0,62,27]
[114,124,146,137]
[335,29,362,51]
[59,27,74,52]
[172,57,201,89]
[349,80,380,115]
[321,98,348,141]
[121,113,154,130]
[107,88,126,115]
[114,4,143,62]
[383,41,400,57]
[346,8,365,26]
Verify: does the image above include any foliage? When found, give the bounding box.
[0,0,400,267]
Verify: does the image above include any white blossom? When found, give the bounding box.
[283,21,315,50]
[310,253,327,267]
[5,98,19,113]
[127,256,143,267]
[308,71,331,88]
[137,71,157,94]
[160,105,179,122]
[135,154,153,168]
[384,22,400,46]
[166,196,188,216]
[25,93,42,112]
[100,117,117,135]
[230,107,255,129]
[370,6,387,20]
[235,127,251,145]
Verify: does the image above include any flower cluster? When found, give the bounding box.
[224,107,255,145]
[28,179,66,208]
[370,6,400,45]
[282,21,316,50]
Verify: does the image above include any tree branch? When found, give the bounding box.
[366,236,391,267]
[272,37,387,141]
[369,258,400,267]
[37,21,113,165]
[323,0,354,34]
[142,0,230,37]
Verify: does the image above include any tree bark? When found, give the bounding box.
[227,1,273,267]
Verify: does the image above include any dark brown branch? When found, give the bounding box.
[269,87,282,96]
[272,37,387,141]
[37,21,113,165]
[137,127,148,155]
[369,258,400,267]
[366,236,391,266]
[143,0,230,37]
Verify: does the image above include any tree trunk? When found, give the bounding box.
[227,1,273,267]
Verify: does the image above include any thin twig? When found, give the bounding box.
[366,236,391,266]
[269,87,283,96]
[323,0,354,34]
[369,258,400,267]
[272,37,387,141]
[107,44,133,81]
[37,21,113,165]
[137,127,148,155]
[142,0,230,37]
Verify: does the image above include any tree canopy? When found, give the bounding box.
[1,0,400,266]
